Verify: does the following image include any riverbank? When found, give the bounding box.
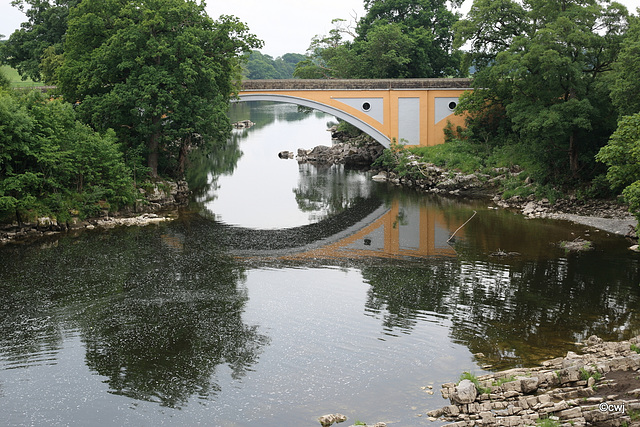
[427,335,640,426]
[366,155,637,239]
[0,180,189,244]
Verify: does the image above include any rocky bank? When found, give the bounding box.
[428,335,640,426]
[0,180,190,244]
[368,155,638,239]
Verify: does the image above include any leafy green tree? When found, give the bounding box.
[58,0,261,178]
[296,0,463,79]
[0,89,134,223]
[242,51,305,79]
[1,0,79,82]
[609,14,640,118]
[356,0,463,77]
[596,113,640,226]
[456,0,629,182]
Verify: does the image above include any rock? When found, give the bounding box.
[278,150,294,159]
[520,377,539,394]
[372,171,388,182]
[318,413,346,426]
[451,379,478,404]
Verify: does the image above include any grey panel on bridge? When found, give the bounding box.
[398,98,420,145]
[333,97,384,124]
[236,94,391,148]
[434,97,459,124]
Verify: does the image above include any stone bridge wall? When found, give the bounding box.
[240,78,473,91]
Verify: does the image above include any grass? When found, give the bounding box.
[0,65,43,88]
[459,371,491,395]
[492,375,516,387]
[579,367,602,382]
[631,344,640,354]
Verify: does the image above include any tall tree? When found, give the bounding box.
[456,0,629,181]
[57,0,261,178]
[296,0,464,79]
[1,0,79,82]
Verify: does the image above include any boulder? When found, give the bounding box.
[450,379,478,404]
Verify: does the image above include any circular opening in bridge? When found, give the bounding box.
[362,102,371,112]
[448,101,457,111]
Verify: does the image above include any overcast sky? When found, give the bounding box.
[0,0,637,58]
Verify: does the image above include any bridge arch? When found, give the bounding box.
[236,94,391,148]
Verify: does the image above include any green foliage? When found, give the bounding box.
[579,367,602,382]
[1,0,79,82]
[610,15,640,118]
[295,0,464,79]
[0,89,135,222]
[242,51,305,79]
[458,371,491,394]
[456,0,629,182]
[409,139,486,174]
[492,375,516,387]
[335,120,363,138]
[631,344,640,354]
[58,0,262,178]
[372,142,422,179]
[596,112,640,229]
[596,113,640,191]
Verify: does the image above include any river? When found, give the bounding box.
[1,102,639,426]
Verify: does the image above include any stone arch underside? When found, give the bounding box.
[236,94,391,148]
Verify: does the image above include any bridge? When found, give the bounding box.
[237,78,473,148]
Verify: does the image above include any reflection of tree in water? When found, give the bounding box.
[293,164,374,222]
[0,223,269,408]
[187,135,243,196]
[361,252,640,369]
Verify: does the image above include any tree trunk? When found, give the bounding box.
[177,134,190,177]
[148,115,161,178]
[569,129,579,179]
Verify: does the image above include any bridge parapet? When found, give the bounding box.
[240,78,473,91]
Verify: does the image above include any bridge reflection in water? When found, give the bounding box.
[230,198,457,261]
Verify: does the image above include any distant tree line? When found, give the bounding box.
[242,51,306,80]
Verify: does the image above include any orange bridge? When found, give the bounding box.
[237,78,473,148]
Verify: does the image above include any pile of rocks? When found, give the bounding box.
[296,140,385,167]
[428,335,640,426]
[232,119,255,129]
[371,162,491,197]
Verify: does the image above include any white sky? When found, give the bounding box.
[0,0,637,58]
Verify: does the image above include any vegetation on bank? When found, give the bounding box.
[0,0,261,225]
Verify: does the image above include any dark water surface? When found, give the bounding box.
[1,103,639,426]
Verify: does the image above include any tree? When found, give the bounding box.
[1,0,79,82]
[356,0,464,77]
[0,89,134,223]
[456,0,629,182]
[295,0,464,79]
[242,51,305,79]
[609,14,640,118]
[596,113,640,227]
[57,0,261,179]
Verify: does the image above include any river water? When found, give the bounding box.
[1,102,639,426]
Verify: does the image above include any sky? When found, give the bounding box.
[0,0,638,58]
